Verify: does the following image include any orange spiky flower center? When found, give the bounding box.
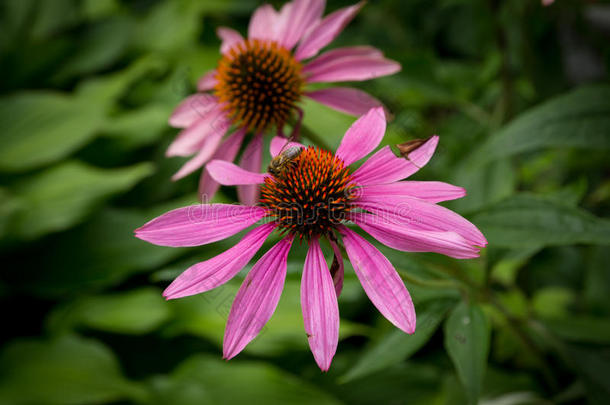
[260,147,357,240]
[214,39,304,132]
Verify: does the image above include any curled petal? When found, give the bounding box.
[279,0,326,50]
[166,107,228,157]
[169,94,218,128]
[248,4,279,41]
[135,204,266,247]
[328,238,345,297]
[304,54,401,83]
[335,107,386,166]
[164,223,276,299]
[207,160,268,185]
[218,27,244,54]
[171,123,229,180]
[301,238,340,371]
[340,226,416,334]
[223,236,294,359]
[303,46,383,73]
[351,136,439,185]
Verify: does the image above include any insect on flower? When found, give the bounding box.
[135,108,487,371]
[166,0,401,206]
[267,146,304,178]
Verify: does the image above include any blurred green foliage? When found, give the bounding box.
[1,0,610,404]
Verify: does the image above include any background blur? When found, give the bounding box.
[1,0,610,404]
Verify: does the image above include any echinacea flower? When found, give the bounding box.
[168,0,400,205]
[136,108,487,371]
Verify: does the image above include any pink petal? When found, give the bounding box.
[169,94,218,128]
[335,107,386,166]
[163,223,276,299]
[295,2,364,60]
[351,136,439,185]
[279,0,326,50]
[135,204,266,247]
[197,70,218,91]
[199,129,246,202]
[356,195,487,247]
[304,54,401,83]
[223,236,294,359]
[171,123,229,180]
[328,238,345,297]
[340,226,416,334]
[166,107,228,157]
[352,212,481,259]
[301,238,340,371]
[359,181,466,203]
[237,133,263,206]
[248,4,279,41]
[303,46,383,73]
[217,27,244,54]
[270,136,305,158]
[305,87,386,118]
[207,160,268,185]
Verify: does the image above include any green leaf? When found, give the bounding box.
[11,160,153,239]
[470,85,610,165]
[470,194,610,248]
[153,354,341,405]
[563,345,610,405]
[543,316,610,344]
[15,208,184,298]
[0,92,105,172]
[341,299,455,382]
[47,288,170,335]
[444,301,491,405]
[0,334,146,405]
[101,103,171,148]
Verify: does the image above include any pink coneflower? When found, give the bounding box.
[136,108,487,371]
[167,0,400,205]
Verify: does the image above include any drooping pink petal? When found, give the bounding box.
[135,204,266,247]
[270,136,305,157]
[303,46,383,73]
[304,53,401,83]
[197,70,218,91]
[166,107,229,157]
[356,196,487,247]
[335,107,386,166]
[328,238,345,297]
[207,160,268,185]
[169,94,218,128]
[237,133,263,206]
[223,236,294,359]
[248,4,279,41]
[171,122,229,180]
[164,223,276,299]
[217,27,244,54]
[359,181,466,204]
[351,212,481,259]
[295,2,364,60]
[305,87,386,118]
[340,226,416,334]
[351,136,439,185]
[199,129,246,202]
[279,0,326,50]
[301,238,339,371]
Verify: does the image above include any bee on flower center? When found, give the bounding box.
[260,146,357,240]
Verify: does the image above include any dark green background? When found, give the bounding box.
[1,0,610,404]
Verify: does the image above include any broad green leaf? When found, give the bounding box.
[542,316,610,344]
[563,345,610,405]
[101,104,171,148]
[0,92,105,172]
[0,334,146,405]
[47,288,170,335]
[164,278,364,356]
[11,160,153,239]
[470,194,610,248]
[341,299,455,382]
[0,188,21,240]
[14,208,184,298]
[531,287,574,319]
[444,301,490,405]
[153,354,342,405]
[470,85,610,165]
[54,17,132,80]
